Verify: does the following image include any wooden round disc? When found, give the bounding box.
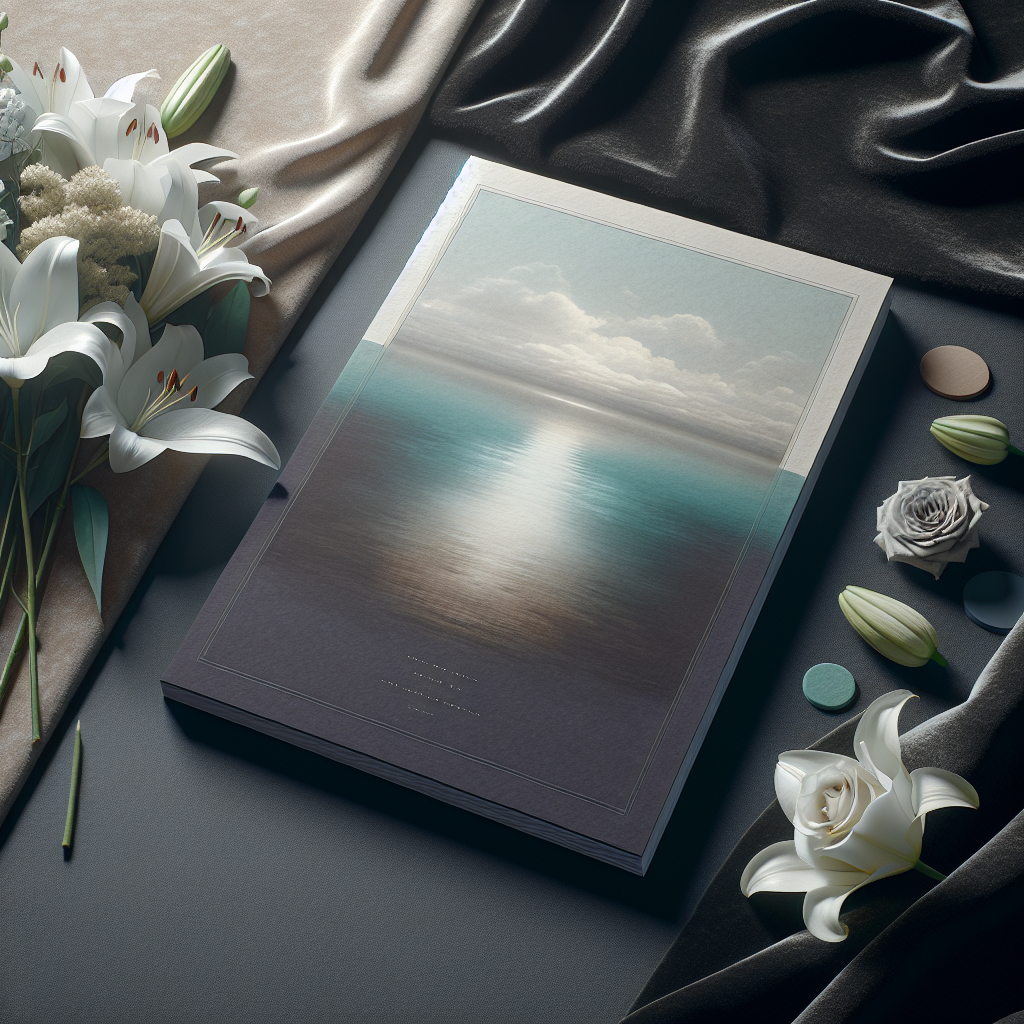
[919,345,991,400]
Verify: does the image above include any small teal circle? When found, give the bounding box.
[802,663,857,712]
[964,571,1024,635]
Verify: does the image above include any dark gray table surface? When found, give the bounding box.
[2,138,1021,1024]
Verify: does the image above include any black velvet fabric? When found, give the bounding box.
[621,620,1024,1024]
[430,0,1024,299]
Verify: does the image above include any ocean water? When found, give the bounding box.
[209,336,803,805]
[314,339,782,690]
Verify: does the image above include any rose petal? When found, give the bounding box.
[775,751,865,825]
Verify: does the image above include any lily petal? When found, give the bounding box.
[28,110,96,171]
[80,300,137,369]
[6,57,47,116]
[185,354,253,410]
[10,237,80,347]
[139,219,201,321]
[51,47,94,115]
[82,382,127,438]
[148,158,202,239]
[124,294,151,364]
[0,320,111,381]
[140,220,270,324]
[803,862,907,942]
[140,407,280,468]
[103,157,171,218]
[854,689,915,789]
[108,421,168,472]
[802,885,858,942]
[824,788,921,873]
[740,840,864,896]
[163,142,239,169]
[198,201,259,246]
[118,323,204,425]
[104,69,160,103]
[910,767,980,818]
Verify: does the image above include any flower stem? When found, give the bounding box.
[11,387,40,743]
[914,860,946,882]
[1009,444,1024,458]
[0,392,88,723]
[62,719,82,856]
[70,445,109,486]
[929,650,948,668]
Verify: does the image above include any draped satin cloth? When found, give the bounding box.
[0,0,481,824]
[430,0,1023,299]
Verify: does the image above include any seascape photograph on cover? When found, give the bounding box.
[208,189,854,810]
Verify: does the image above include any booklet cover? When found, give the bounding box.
[163,157,892,873]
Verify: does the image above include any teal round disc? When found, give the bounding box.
[963,571,1024,635]
[802,663,857,712]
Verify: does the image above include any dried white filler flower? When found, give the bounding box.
[17,165,160,313]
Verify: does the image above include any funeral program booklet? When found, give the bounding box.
[163,157,892,873]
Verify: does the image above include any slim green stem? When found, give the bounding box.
[913,860,946,882]
[0,389,89,724]
[11,387,40,743]
[62,719,82,855]
[1008,444,1024,458]
[929,650,948,668]
[70,446,109,486]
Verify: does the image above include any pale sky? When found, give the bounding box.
[396,189,852,461]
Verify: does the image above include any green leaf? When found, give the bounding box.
[29,399,68,454]
[160,289,212,337]
[28,415,74,516]
[72,485,108,613]
[203,281,250,357]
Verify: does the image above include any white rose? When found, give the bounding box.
[741,690,979,942]
[874,475,988,579]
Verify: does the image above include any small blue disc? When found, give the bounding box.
[802,663,857,712]
[963,571,1024,635]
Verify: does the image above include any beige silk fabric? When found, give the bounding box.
[0,0,481,824]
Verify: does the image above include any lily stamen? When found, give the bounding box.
[196,214,247,258]
[129,367,197,432]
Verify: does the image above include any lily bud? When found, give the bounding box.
[237,187,258,209]
[838,586,947,668]
[930,414,1022,465]
[0,55,11,74]
[0,13,8,33]
[160,43,231,138]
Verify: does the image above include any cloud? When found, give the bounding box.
[397,264,817,460]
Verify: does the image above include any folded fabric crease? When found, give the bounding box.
[430,0,1023,298]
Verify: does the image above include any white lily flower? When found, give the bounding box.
[9,48,238,227]
[7,47,157,178]
[741,690,979,942]
[82,321,279,473]
[140,217,269,326]
[0,235,113,385]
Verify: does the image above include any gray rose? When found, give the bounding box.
[874,475,988,579]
